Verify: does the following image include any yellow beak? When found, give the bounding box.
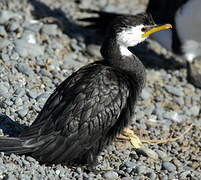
[141,24,172,38]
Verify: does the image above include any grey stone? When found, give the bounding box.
[164,85,184,97]
[155,150,170,161]
[86,44,101,58]
[0,38,10,49]
[7,21,21,32]
[136,148,159,160]
[10,52,20,61]
[62,53,83,69]
[14,88,25,97]
[36,93,49,101]
[141,87,151,100]
[16,63,34,76]
[7,173,18,180]
[1,53,10,62]
[27,90,38,99]
[162,162,177,172]
[16,108,28,118]
[14,98,23,106]
[189,106,200,116]
[15,39,44,58]
[163,111,182,123]
[160,175,168,180]
[179,171,191,179]
[103,171,118,180]
[134,165,147,174]
[24,20,43,33]
[42,24,60,36]
[0,11,21,24]
[124,161,136,168]
[0,25,7,37]
[146,172,157,180]
[0,83,9,98]
[70,39,79,52]
[21,31,37,44]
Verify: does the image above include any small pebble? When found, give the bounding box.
[86,44,101,58]
[164,85,184,97]
[162,162,177,172]
[16,108,28,118]
[141,87,151,100]
[136,148,159,160]
[103,171,118,180]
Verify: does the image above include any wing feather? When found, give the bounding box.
[21,63,133,164]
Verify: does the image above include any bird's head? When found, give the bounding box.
[108,13,172,56]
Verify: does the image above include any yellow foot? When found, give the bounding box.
[117,128,143,149]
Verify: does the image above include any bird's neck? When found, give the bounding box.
[101,37,146,88]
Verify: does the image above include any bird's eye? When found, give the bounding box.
[141,27,146,32]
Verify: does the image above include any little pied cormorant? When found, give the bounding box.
[0,14,171,166]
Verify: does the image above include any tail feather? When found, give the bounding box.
[0,137,33,154]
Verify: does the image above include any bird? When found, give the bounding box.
[0,13,172,166]
[80,0,201,88]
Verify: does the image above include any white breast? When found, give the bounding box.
[175,0,201,62]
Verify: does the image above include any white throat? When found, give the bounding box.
[119,46,133,56]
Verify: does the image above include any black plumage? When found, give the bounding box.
[0,13,170,166]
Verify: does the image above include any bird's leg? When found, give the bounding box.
[117,128,143,148]
[117,127,135,140]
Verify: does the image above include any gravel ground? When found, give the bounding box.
[0,0,200,179]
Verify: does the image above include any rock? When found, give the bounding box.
[21,31,37,44]
[0,11,21,24]
[0,83,9,98]
[15,39,44,58]
[103,171,118,180]
[62,53,83,70]
[16,63,34,76]
[0,25,7,37]
[86,44,101,58]
[155,150,170,161]
[122,177,133,180]
[14,88,26,97]
[164,85,184,97]
[27,90,38,99]
[189,106,200,116]
[0,38,10,49]
[42,24,60,36]
[36,93,49,101]
[14,98,23,106]
[24,20,43,33]
[179,171,192,179]
[134,165,147,174]
[163,111,182,123]
[141,87,151,100]
[6,21,21,32]
[16,108,28,118]
[124,161,136,169]
[136,148,159,160]
[146,172,157,180]
[162,162,177,172]
[10,52,20,61]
